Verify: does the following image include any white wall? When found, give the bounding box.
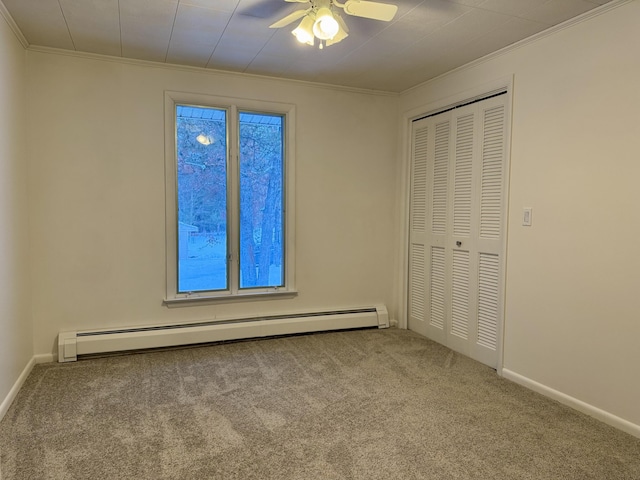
[400,1,640,428]
[27,52,399,355]
[0,13,31,403]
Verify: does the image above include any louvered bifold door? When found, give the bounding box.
[408,93,507,370]
[472,95,507,368]
[447,106,478,357]
[408,114,451,344]
[408,119,430,338]
[425,116,452,344]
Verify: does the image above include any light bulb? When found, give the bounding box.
[312,7,339,40]
[292,16,315,45]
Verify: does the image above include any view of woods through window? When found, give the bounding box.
[176,105,284,293]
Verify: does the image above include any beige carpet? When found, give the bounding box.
[1,328,639,479]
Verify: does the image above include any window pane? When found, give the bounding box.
[239,112,284,289]
[176,105,228,292]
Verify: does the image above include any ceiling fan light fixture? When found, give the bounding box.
[292,15,315,45]
[312,7,339,40]
[326,13,349,46]
[271,0,398,49]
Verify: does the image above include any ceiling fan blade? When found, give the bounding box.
[342,0,398,21]
[269,9,309,28]
[335,13,349,34]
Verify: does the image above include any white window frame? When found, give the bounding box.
[164,91,296,306]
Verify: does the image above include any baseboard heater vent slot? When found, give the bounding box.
[58,305,389,362]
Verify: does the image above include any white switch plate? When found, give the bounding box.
[523,207,532,226]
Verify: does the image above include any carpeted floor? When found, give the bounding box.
[1,328,639,479]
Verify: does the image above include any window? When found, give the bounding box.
[164,92,296,304]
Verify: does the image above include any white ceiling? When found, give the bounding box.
[2,0,612,92]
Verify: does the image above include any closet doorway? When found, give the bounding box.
[407,92,509,369]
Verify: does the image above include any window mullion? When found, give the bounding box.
[227,105,240,294]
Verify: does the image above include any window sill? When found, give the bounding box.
[163,290,298,308]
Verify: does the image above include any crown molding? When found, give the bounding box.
[402,0,635,95]
[0,0,29,48]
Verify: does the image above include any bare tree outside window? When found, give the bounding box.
[239,112,284,288]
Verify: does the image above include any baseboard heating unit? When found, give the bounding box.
[57,305,389,362]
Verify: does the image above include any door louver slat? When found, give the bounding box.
[451,250,469,339]
[477,253,499,349]
[409,244,426,320]
[429,247,445,329]
[480,105,505,239]
[432,121,450,235]
[453,114,474,237]
[411,126,429,233]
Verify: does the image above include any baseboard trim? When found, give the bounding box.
[0,357,35,422]
[0,353,54,422]
[502,368,640,439]
[34,353,55,364]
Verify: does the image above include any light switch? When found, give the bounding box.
[523,207,532,226]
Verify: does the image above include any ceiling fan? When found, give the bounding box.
[269,0,398,49]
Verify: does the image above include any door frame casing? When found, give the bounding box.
[396,76,513,375]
